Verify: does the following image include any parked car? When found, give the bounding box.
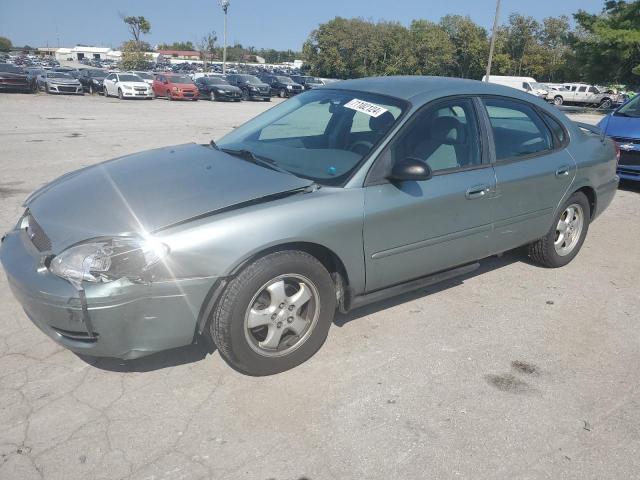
[259,74,304,98]
[598,93,640,182]
[24,67,45,92]
[0,63,31,92]
[225,74,271,101]
[481,75,548,99]
[77,69,108,94]
[38,71,83,95]
[0,77,618,375]
[194,76,242,101]
[152,74,199,101]
[551,83,617,108]
[291,75,324,90]
[129,71,155,87]
[103,72,153,100]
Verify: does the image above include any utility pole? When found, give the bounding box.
[219,0,230,74]
[485,0,501,82]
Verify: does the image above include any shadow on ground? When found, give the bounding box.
[334,249,525,327]
[77,341,214,373]
[78,250,527,372]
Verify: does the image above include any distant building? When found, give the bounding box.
[157,50,202,61]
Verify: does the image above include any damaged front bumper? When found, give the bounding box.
[0,229,216,359]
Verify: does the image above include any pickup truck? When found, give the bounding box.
[548,83,617,109]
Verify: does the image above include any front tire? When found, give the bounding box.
[210,91,216,101]
[528,191,590,268]
[553,96,563,106]
[118,88,123,100]
[209,251,337,376]
[599,98,612,109]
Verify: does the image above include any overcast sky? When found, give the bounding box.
[0,0,606,51]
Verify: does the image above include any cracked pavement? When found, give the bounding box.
[1,94,639,479]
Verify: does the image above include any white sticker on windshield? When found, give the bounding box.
[344,98,389,118]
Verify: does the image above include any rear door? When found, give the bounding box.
[481,97,576,253]
[363,97,496,291]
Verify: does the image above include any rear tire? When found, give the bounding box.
[599,98,612,109]
[528,191,590,268]
[209,251,336,376]
[210,91,216,101]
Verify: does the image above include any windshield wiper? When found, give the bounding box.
[219,147,294,176]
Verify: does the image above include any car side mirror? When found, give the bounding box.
[387,157,432,182]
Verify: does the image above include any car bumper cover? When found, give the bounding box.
[0,230,216,359]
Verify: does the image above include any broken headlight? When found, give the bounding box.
[49,237,169,287]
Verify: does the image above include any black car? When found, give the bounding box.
[224,74,271,101]
[259,74,304,98]
[0,63,31,93]
[78,69,108,94]
[194,76,242,101]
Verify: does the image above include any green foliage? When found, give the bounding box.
[0,36,12,52]
[571,0,640,84]
[157,41,195,51]
[302,1,640,86]
[120,40,152,70]
[122,15,151,47]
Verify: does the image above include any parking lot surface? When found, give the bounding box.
[1,93,639,480]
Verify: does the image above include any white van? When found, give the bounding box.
[481,75,548,98]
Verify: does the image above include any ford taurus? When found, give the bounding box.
[0,77,619,375]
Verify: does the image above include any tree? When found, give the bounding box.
[120,41,153,70]
[197,32,217,68]
[439,15,489,79]
[571,0,640,84]
[502,14,542,76]
[0,36,12,52]
[122,15,151,49]
[409,20,456,76]
[157,41,195,51]
[539,16,572,81]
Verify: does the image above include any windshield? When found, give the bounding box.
[0,64,23,73]
[217,89,407,185]
[615,95,640,118]
[88,70,107,78]
[276,76,294,84]
[206,77,228,85]
[530,83,546,90]
[168,75,193,84]
[238,75,262,84]
[119,74,142,82]
[306,77,322,84]
[134,72,153,79]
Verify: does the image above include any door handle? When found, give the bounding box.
[555,165,570,177]
[465,184,491,199]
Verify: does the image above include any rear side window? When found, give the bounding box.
[483,98,553,161]
[541,112,567,146]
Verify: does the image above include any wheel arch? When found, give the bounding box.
[573,185,596,219]
[194,241,351,336]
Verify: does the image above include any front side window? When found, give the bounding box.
[391,98,481,173]
[578,86,587,93]
[217,89,406,185]
[483,98,552,160]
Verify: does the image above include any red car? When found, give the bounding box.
[152,73,199,101]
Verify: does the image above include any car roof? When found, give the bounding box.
[326,75,546,103]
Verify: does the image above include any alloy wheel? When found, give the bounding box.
[244,274,320,357]
[554,203,584,256]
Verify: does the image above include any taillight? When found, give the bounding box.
[614,141,620,164]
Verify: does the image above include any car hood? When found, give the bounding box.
[25,143,314,252]
[119,81,149,88]
[599,113,640,139]
[214,85,241,92]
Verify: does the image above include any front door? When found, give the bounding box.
[363,97,495,291]
[480,97,576,253]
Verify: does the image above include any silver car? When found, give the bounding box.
[38,71,83,95]
[0,77,619,375]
